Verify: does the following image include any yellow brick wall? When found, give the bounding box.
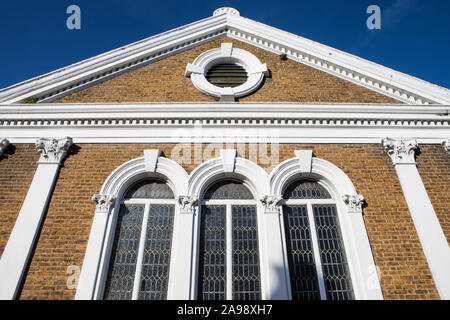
[0,144,39,256]
[17,143,441,300]
[416,145,450,243]
[54,38,401,104]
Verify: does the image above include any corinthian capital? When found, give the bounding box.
[92,194,116,213]
[0,138,10,157]
[443,139,450,156]
[342,194,365,213]
[382,138,418,165]
[35,137,73,164]
[177,195,198,214]
[260,195,282,213]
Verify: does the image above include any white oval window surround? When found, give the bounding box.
[185,43,269,101]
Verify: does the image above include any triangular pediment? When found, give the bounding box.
[0,7,449,105]
[52,37,400,104]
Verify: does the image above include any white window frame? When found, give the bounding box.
[188,153,275,300]
[269,151,384,300]
[102,196,177,300]
[199,196,260,300]
[75,152,191,300]
[77,149,383,300]
[282,191,352,300]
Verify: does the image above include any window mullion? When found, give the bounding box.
[226,203,233,300]
[307,202,327,300]
[132,202,150,300]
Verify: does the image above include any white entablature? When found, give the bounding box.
[1,103,449,144]
[0,7,449,105]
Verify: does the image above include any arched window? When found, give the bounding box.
[282,180,354,300]
[197,179,261,300]
[103,179,176,300]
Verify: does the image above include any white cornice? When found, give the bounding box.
[0,8,449,105]
[1,103,448,144]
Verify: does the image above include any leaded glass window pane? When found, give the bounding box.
[203,180,254,200]
[104,204,144,300]
[283,205,321,300]
[283,180,331,200]
[232,205,261,300]
[313,204,354,300]
[138,204,175,300]
[198,206,226,300]
[125,179,174,199]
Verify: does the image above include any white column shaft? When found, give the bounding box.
[262,211,290,299]
[75,210,110,299]
[167,211,196,299]
[395,164,450,299]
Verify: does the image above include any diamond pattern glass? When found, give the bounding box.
[204,180,254,200]
[125,179,174,199]
[232,205,261,300]
[283,180,331,200]
[104,204,144,300]
[198,206,227,300]
[283,205,321,300]
[313,204,354,300]
[138,204,174,300]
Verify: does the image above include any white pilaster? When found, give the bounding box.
[168,196,198,299]
[75,194,116,300]
[382,137,450,300]
[0,137,73,300]
[260,196,290,299]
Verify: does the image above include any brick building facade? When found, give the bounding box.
[0,8,449,300]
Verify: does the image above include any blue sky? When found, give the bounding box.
[0,0,449,90]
